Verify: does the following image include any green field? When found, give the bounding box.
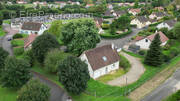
[0,26,6,37]
[0,86,17,101]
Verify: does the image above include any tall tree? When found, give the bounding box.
[57,56,90,94]
[173,22,180,40]
[61,19,100,55]
[0,47,9,72]
[0,57,31,88]
[48,20,63,38]
[32,32,60,63]
[144,34,163,66]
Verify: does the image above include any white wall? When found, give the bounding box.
[136,38,151,49]
[157,23,171,30]
[131,19,146,29]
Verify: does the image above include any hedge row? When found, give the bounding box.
[100,29,132,39]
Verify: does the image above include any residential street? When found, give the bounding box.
[141,68,180,101]
[107,52,145,86]
[97,27,146,48]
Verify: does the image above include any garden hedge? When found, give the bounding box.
[100,29,132,39]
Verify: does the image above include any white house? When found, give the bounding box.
[157,19,177,30]
[80,44,120,79]
[135,31,169,49]
[131,16,151,29]
[113,10,127,18]
[19,22,47,35]
[128,8,141,16]
[149,12,167,20]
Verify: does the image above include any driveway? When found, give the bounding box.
[32,72,69,101]
[107,52,145,86]
[141,68,180,101]
[97,28,145,48]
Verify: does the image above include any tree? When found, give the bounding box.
[57,56,90,94]
[48,20,63,38]
[0,57,31,88]
[134,0,139,8]
[0,12,3,25]
[173,22,180,40]
[144,34,163,66]
[44,49,71,73]
[61,19,100,55]
[0,47,9,72]
[17,79,50,101]
[32,32,60,63]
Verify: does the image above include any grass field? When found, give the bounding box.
[0,86,17,101]
[0,26,6,37]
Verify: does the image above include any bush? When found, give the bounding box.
[13,34,23,39]
[119,54,130,69]
[165,90,180,101]
[17,79,50,101]
[147,27,157,33]
[0,47,9,71]
[23,49,34,66]
[100,29,132,39]
[44,49,71,73]
[138,50,146,56]
[14,47,24,56]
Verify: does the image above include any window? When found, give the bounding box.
[145,39,148,42]
[102,56,107,62]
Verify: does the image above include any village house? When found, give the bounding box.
[19,22,47,35]
[80,44,120,79]
[54,1,67,8]
[157,19,177,30]
[154,6,164,11]
[11,19,22,29]
[131,16,151,29]
[94,17,104,34]
[104,10,114,17]
[113,10,127,18]
[149,12,167,20]
[107,4,113,10]
[85,4,94,8]
[24,34,37,50]
[16,0,27,4]
[135,31,169,49]
[33,1,47,6]
[128,8,141,16]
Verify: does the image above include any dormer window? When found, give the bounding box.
[102,56,107,62]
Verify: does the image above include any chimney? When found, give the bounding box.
[111,43,115,50]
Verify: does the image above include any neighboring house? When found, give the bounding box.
[16,0,27,4]
[104,10,114,17]
[113,10,127,18]
[94,17,104,34]
[20,22,47,35]
[11,19,22,29]
[157,19,177,30]
[24,34,37,50]
[85,4,94,8]
[149,12,167,20]
[55,1,67,8]
[135,31,169,49]
[33,1,47,6]
[149,19,157,24]
[80,44,120,79]
[131,16,151,29]
[129,8,141,16]
[107,4,113,10]
[154,6,164,11]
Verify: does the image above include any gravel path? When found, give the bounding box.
[107,52,145,86]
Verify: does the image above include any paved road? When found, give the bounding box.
[1,24,70,101]
[141,68,180,101]
[32,72,69,101]
[108,52,145,86]
[97,28,145,48]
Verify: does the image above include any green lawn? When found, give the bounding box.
[0,86,17,101]
[3,20,11,24]
[0,26,6,37]
[11,39,24,47]
[164,90,180,101]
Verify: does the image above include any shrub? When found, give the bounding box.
[119,54,130,69]
[23,49,34,66]
[13,34,23,39]
[14,47,24,56]
[0,47,9,71]
[44,49,71,73]
[17,79,50,101]
[138,50,146,56]
[165,90,180,101]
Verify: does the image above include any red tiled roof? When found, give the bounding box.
[129,8,141,13]
[135,36,145,41]
[24,34,37,48]
[147,31,169,43]
[84,45,120,71]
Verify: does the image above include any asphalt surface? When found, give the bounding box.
[141,68,180,101]
[97,28,146,48]
[1,24,70,101]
